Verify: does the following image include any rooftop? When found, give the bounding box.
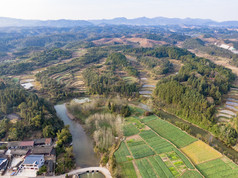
[23,155,44,165]
[11,149,29,155]
[32,146,53,155]
[19,141,34,147]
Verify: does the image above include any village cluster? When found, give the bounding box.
[0,138,55,177]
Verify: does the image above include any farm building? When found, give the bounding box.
[10,149,30,157]
[34,138,52,146]
[21,155,44,170]
[32,146,55,156]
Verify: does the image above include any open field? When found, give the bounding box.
[145,118,197,148]
[181,140,223,164]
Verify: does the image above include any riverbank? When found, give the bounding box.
[54,104,100,168]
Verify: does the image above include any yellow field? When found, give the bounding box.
[181,140,222,164]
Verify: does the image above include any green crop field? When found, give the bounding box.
[114,142,131,163]
[123,123,140,136]
[148,155,174,178]
[139,130,174,153]
[181,170,202,178]
[124,116,145,129]
[127,140,155,159]
[135,158,157,178]
[119,161,137,178]
[197,158,238,178]
[146,118,197,148]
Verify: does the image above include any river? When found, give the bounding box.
[54,104,100,168]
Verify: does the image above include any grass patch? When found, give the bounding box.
[181,140,222,164]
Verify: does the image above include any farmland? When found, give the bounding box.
[123,123,140,136]
[119,161,137,178]
[197,157,238,178]
[114,142,131,163]
[114,107,238,178]
[127,140,155,159]
[145,118,197,148]
[181,140,223,164]
[139,130,174,153]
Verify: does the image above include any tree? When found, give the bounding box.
[43,125,55,138]
[31,115,42,129]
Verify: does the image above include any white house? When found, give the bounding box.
[21,155,44,170]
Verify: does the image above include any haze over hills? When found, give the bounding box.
[1,16,238,27]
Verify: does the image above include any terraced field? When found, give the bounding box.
[216,87,238,123]
[114,106,238,178]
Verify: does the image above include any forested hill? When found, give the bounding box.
[0,78,63,141]
[140,47,237,146]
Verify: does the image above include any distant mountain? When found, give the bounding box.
[89,17,238,27]
[0,16,238,27]
[0,17,93,27]
[89,17,216,26]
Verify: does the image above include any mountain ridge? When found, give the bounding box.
[0,16,238,27]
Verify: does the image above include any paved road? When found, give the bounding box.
[48,167,112,178]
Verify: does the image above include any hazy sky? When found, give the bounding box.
[0,0,237,21]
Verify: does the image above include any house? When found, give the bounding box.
[7,141,20,149]
[21,155,44,170]
[19,141,34,149]
[31,146,55,156]
[34,138,52,146]
[10,149,30,157]
[0,157,8,175]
